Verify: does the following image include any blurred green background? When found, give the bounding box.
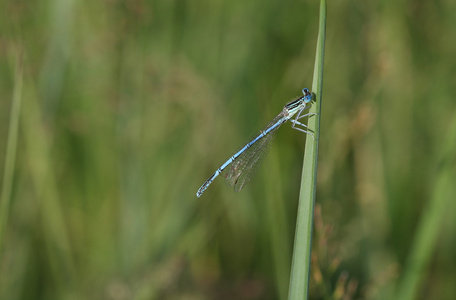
[1,0,456,299]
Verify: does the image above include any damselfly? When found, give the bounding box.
[196,88,316,197]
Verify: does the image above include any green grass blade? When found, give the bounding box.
[288,0,326,299]
[0,52,23,250]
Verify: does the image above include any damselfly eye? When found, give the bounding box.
[301,88,312,103]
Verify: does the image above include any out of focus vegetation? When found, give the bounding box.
[1,0,456,299]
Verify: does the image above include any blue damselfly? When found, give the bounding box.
[196,88,316,197]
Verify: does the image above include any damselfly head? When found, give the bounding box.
[302,88,313,104]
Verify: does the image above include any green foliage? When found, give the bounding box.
[289,0,326,299]
[1,0,456,299]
